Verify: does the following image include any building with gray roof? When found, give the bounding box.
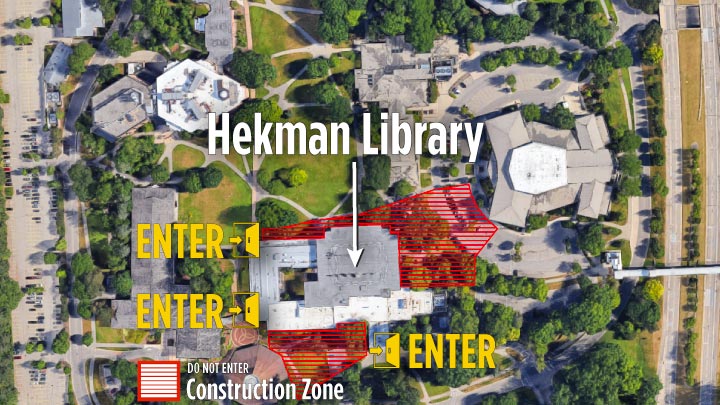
[111,187,221,359]
[355,36,459,114]
[91,76,153,141]
[486,111,615,228]
[255,226,435,335]
[305,227,400,308]
[62,0,104,37]
[43,44,72,87]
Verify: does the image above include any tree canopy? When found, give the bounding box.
[543,0,615,49]
[68,43,95,75]
[107,32,132,57]
[578,222,604,256]
[552,343,644,404]
[362,155,391,190]
[232,98,283,125]
[227,50,276,89]
[114,136,164,178]
[52,329,70,354]
[542,104,576,129]
[256,199,299,228]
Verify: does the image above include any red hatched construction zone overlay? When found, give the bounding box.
[263,185,497,384]
[263,184,498,287]
[268,322,368,384]
[137,360,181,402]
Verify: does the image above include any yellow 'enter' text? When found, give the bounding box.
[136,294,224,329]
[408,334,496,369]
[136,224,224,259]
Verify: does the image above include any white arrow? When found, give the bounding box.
[347,161,364,267]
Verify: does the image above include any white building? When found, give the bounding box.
[154,60,246,132]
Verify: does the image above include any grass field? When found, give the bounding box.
[250,7,310,56]
[678,30,706,263]
[610,199,628,226]
[254,86,269,99]
[621,67,634,127]
[330,53,355,75]
[423,381,450,397]
[95,325,123,344]
[226,151,251,174]
[273,0,316,7]
[601,70,630,131]
[179,162,252,244]
[421,173,432,188]
[172,145,205,171]
[601,330,658,377]
[493,352,513,370]
[261,141,354,217]
[270,52,312,87]
[643,64,666,266]
[287,12,320,42]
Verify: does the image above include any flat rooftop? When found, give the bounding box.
[91,76,153,140]
[155,60,246,132]
[306,226,401,308]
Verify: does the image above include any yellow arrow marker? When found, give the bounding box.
[229,236,243,245]
[229,306,243,315]
[368,346,383,356]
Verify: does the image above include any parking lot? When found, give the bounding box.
[9,172,66,404]
[0,9,67,402]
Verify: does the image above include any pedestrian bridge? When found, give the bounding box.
[614,267,720,279]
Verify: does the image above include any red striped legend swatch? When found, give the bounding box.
[137,361,181,402]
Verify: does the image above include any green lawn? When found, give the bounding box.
[423,381,450,397]
[287,12,321,43]
[421,173,432,188]
[329,53,355,75]
[260,138,354,217]
[254,86,269,99]
[160,158,169,172]
[601,70,630,131]
[621,67,634,127]
[493,352,513,371]
[270,52,312,87]
[273,0,317,8]
[95,326,124,344]
[172,145,205,172]
[179,161,252,244]
[226,151,251,174]
[250,7,311,55]
[601,330,656,376]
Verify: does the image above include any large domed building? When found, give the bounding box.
[484,110,616,228]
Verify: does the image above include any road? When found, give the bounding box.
[661,0,683,267]
[700,274,720,403]
[699,0,720,402]
[60,3,135,402]
[657,276,681,404]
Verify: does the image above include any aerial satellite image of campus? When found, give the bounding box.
[0,0,718,403]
